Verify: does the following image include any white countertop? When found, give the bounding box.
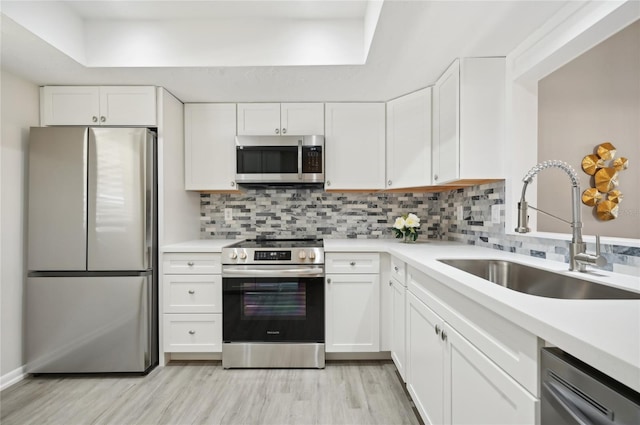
[162,237,640,392]
[326,238,640,394]
[162,239,236,252]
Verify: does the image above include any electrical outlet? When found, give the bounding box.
[491,204,501,224]
[457,205,464,221]
[224,208,233,221]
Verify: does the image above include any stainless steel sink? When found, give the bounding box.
[438,259,640,300]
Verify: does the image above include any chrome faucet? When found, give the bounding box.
[515,160,607,272]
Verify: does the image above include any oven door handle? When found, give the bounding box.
[222,266,325,278]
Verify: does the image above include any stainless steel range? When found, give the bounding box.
[221,238,325,368]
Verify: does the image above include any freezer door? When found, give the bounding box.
[88,128,153,271]
[26,275,154,373]
[27,127,88,271]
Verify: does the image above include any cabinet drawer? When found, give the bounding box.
[326,253,380,274]
[163,253,221,274]
[163,314,222,352]
[163,275,222,313]
[390,256,406,285]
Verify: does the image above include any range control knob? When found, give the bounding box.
[239,251,247,260]
[229,251,238,260]
[309,251,316,260]
[299,250,307,260]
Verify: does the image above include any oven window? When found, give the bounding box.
[242,281,306,318]
[236,146,298,174]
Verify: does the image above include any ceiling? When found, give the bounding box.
[0,1,570,102]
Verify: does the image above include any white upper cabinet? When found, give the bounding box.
[184,103,237,191]
[324,103,386,190]
[41,86,157,126]
[432,58,505,185]
[237,103,324,135]
[386,87,432,189]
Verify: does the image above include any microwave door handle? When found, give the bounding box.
[298,139,303,180]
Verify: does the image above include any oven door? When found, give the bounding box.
[222,268,324,343]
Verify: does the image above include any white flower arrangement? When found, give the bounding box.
[392,213,420,242]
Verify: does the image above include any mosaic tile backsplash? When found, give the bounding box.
[200,181,639,276]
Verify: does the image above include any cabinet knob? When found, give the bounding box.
[188,290,195,294]
[231,181,235,187]
[187,261,194,267]
[92,116,98,123]
[435,324,441,335]
[434,174,439,181]
[282,128,287,134]
[389,280,392,286]
[349,261,356,266]
[327,278,331,284]
[441,330,447,341]
[100,116,106,123]
[394,266,399,272]
[326,180,331,187]
[275,128,280,134]
[188,330,196,335]
[388,180,392,186]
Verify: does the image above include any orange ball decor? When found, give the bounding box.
[580,142,628,221]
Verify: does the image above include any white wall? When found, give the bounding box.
[0,69,39,389]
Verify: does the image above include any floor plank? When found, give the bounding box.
[1,361,420,425]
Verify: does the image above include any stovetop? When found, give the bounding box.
[228,238,323,249]
[222,238,324,265]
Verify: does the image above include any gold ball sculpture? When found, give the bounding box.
[580,142,628,221]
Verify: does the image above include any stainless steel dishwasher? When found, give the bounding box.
[541,347,640,424]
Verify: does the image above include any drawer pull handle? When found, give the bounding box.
[350,261,356,266]
[187,261,195,267]
[435,324,441,336]
[188,330,196,335]
[188,290,195,294]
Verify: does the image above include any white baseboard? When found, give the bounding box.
[0,366,26,391]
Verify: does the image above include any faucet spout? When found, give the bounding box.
[515,160,606,272]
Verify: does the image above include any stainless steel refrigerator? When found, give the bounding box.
[26,127,158,374]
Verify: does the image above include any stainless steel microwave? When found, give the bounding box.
[235,135,324,184]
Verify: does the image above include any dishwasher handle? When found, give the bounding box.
[542,380,614,425]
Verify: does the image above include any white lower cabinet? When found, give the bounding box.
[325,252,380,352]
[389,263,407,381]
[406,290,538,425]
[162,252,222,353]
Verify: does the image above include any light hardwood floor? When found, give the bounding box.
[1,361,421,425]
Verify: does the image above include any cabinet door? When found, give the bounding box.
[406,292,445,425]
[163,274,222,314]
[184,103,237,190]
[99,86,157,126]
[163,313,222,353]
[324,103,386,190]
[445,324,537,425]
[41,86,100,126]
[432,59,460,184]
[386,88,432,189]
[325,274,380,352]
[237,103,281,135]
[390,279,406,381]
[280,103,325,135]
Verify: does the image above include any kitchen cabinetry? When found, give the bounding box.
[184,103,237,191]
[41,86,157,126]
[386,88,432,189]
[406,266,538,424]
[237,103,324,135]
[324,103,386,190]
[389,256,407,381]
[325,253,380,352]
[162,252,222,352]
[432,58,505,185]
